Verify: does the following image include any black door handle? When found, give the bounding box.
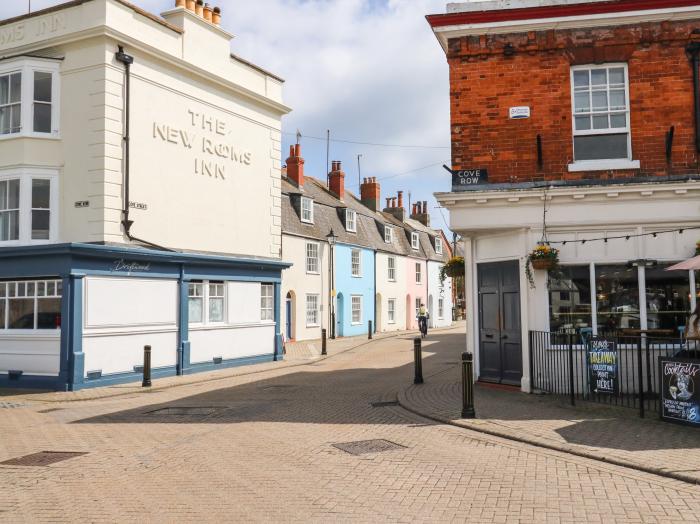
[502,334,508,339]
[485,333,494,339]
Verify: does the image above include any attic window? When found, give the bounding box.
[435,238,443,255]
[301,196,313,224]
[384,226,393,244]
[346,209,357,233]
[411,232,419,250]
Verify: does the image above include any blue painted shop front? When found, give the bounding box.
[334,244,375,337]
[0,243,290,391]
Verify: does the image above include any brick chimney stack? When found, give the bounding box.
[360,177,381,211]
[285,144,304,188]
[329,160,345,200]
[411,200,430,226]
[384,191,406,222]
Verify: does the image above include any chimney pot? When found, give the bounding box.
[176,0,186,8]
[186,0,195,11]
[386,198,391,208]
[203,3,213,21]
[212,6,221,25]
[195,0,204,16]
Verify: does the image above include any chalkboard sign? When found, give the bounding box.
[588,338,618,394]
[451,168,488,189]
[659,357,699,426]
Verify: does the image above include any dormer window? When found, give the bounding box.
[301,196,313,224]
[0,58,60,138]
[346,209,357,232]
[384,226,393,243]
[411,232,419,250]
[435,238,443,255]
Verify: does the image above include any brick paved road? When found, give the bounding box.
[1,328,699,522]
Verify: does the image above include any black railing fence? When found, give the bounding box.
[529,330,700,418]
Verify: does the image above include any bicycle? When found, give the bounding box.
[418,315,428,338]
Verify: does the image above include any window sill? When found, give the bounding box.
[351,275,362,278]
[0,132,60,142]
[351,322,362,326]
[306,271,320,275]
[567,159,640,172]
[306,323,320,328]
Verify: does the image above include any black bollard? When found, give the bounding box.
[368,320,373,340]
[321,328,327,356]
[142,345,152,388]
[461,352,475,418]
[413,337,424,384]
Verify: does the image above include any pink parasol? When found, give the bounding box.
[665,255,700,271]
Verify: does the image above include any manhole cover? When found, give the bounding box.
[370,400,399,408]
[0,402,26,409]
[146,407,220,416]
[1,451,87,467]
[332,439,406,456]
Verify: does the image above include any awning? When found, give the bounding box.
[665,255,700,271]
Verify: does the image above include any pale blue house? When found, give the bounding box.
[335,244,376,337]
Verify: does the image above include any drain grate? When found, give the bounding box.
[1,451,87,467]
[0,402,26,409]
[370,400,399,408]
[145,407,221,416]
[332,439,406,456]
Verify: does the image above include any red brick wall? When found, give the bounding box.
[448,20,700,183]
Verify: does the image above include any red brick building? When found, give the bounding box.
[429,1,700,390]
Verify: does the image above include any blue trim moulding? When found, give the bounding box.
[0,243,290,391]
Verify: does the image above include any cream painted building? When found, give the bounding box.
[0,0,291,390]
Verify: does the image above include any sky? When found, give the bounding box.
[1,0,454,233]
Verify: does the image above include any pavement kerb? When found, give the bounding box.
[6,324,460,404]
[395,386,700,486]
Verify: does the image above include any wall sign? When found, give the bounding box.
[509,106,530,119]
[444,165,488,191]
[111,259,152,274]
[129,201,148,211]
[587,338,618,394]
[74,201,89,208]
[660,357,699,426]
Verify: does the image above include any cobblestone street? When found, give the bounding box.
[1,327,699,522]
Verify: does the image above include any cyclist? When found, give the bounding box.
[418,303,428,338]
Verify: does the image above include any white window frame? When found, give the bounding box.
[305,293,319,327]
[415,262,422,284]
[0,58,61,140]
[387,256,396,282]
[411,232,419,250]
[351,249,362,277]
[415,297,421,319]
[346,209,357,233]
[351,295,362,325]
[305,241,320,274]
[0,279,62,331]
[384,226,393,244]
[435,238,443,255]
[261,283,274,322]
[188,280,227,325]
[187,282,204,324]
[568,63,638,172]
[438,297,444,319]
[207,282,226,324]
[301,196,314,224]
[0,169,59,246]
[387,298,396,324]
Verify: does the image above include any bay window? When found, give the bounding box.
[0,173,57,244]
[0,279,62,330]
[0,58,60,138]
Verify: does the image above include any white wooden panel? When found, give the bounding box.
[0,335,60,376]
[643,229,696,261]
[84,277,177,329]
[83,331,178,377]
[189,325,275,364]
[475,232,522,261]
[227,281,262,324]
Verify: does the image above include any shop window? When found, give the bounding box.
[351,295,362,324]
[388,298,396,324]
[645,265,690,335]
[301,197,313,224]
[571,64,631,164]
[0,58,60,138]
[346,209,356,233]
[260,283,274,321]
[0,279,61,330]
[188,282,203,323]
[411,232,419,250]
[595,264,639,332]
[208,283,225,323]
[415,263,422,284]
[351,249,361,277]
[305,242,319,274]
[306,294,319,326]
[387,256,396,281]
[548,266,592,333]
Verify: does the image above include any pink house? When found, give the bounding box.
[405,257,428,330]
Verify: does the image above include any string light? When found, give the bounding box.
[549,226,700,246]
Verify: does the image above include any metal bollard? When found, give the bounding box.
[368,320,373,340]
[142,345,152,388]
[413,337,424,384]
[321,328,327,356]
[461,352,475,418]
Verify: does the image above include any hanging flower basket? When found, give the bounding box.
[525,244,559,288]
[440,256,465,284]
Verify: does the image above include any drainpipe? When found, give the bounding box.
[686,41,700,153]
[115,46,172,252]
[373,251,377,334]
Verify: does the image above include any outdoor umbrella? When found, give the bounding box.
[665,255,700,271]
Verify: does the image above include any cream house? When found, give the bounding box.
[0,0,291,390]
